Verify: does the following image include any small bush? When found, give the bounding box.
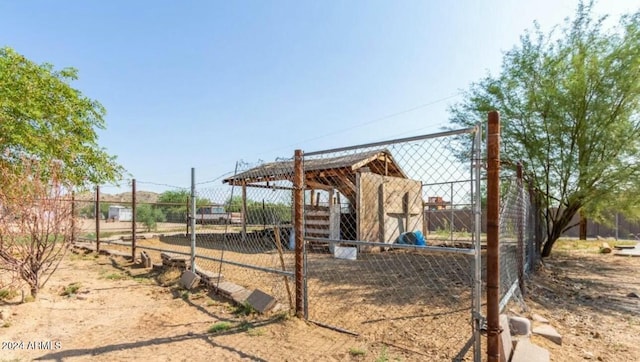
[247,327,265,337]
[375,347,389,362]
[60,283,82,296]
[349,348,366,356]
[273,311,291,321]
[233,302,256,316]
[104,273,127,281]
[207,322,232,333]
[0,289,18,301]
[157,268,181,287]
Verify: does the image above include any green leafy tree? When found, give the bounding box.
[157,190,211,222]
[450,2,640,257]
[225,196,291,224]
[78,202,110,219]
[0,47,123,186]
[135,204,165,232]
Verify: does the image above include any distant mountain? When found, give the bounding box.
[76,191,159,204]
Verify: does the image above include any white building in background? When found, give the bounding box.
[108,205,132,222]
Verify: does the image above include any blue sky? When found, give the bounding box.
[1,1,635,193]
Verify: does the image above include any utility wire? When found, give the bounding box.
[125,93,463,189]
[258,92,463,155]
[195,170,236,185]
[136,181,188,190]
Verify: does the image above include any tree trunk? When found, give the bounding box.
[579,210,587,240]
[542,203,582,257]
[542,227,562,257]
[30,286,38,299]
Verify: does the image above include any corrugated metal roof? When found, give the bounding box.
[223,149,405,185]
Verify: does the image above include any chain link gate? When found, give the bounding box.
[301,127,483,361]
[191,161,297,312]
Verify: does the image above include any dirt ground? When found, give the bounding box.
[0,252,379,362]
[94,236,477,360]
[1,241,639,361]
[520,246,640,362]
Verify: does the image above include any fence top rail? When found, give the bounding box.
[305,237,476,255]
[304,126,478,157]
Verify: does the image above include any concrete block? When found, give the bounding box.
[246,289,277,314]
[106,249,132,259]
[499,314,513,362]
[216,282,245,297]
[531,313,549,324]
[179,270,201,290]
[533,324,562,345]
[511,338,549,362]
[231,289,252,305]
[509,316,532,336]
[141,251,152,268]
[614,248,640,257]
[161,252,188,262]
[196,269,223,285]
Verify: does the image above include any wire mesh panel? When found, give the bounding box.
[498,175,530,311]
[75,198,98,240]
[74,185,137,242]
[302,128,482,360]
[193,160,296,312]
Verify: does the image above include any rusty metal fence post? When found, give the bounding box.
[487,111,501,362]
[132,179,137,261]
[95,185,100,253]
[71,192,76,244]
[516,163,525,297]
[294,149,305,318]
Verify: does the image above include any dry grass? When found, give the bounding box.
[157,267,181,287]
[554,237,637,253]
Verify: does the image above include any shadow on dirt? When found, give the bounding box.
[33,328,270,361]
[527,251,640,317]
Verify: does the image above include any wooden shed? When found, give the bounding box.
[223,150,424,247]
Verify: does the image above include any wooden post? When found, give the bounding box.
[384,153,388,176]
[95,185,100,253]
[294,149,305,318]
[71,191,76,244]
[241,181,248,242]
[262,199,266,230]
[487,111,501,362]
[274,225,294,309]
[529,181,543,260]
[71,192,76,244]
[516,163,525,296]
[131,179,137,261]
[404,193,410,233]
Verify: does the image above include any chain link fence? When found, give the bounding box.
[498,168,541,311]
[192,161,296,313]
[66,127,485,360]
[62,124,494,360]
[301,127,483,361]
